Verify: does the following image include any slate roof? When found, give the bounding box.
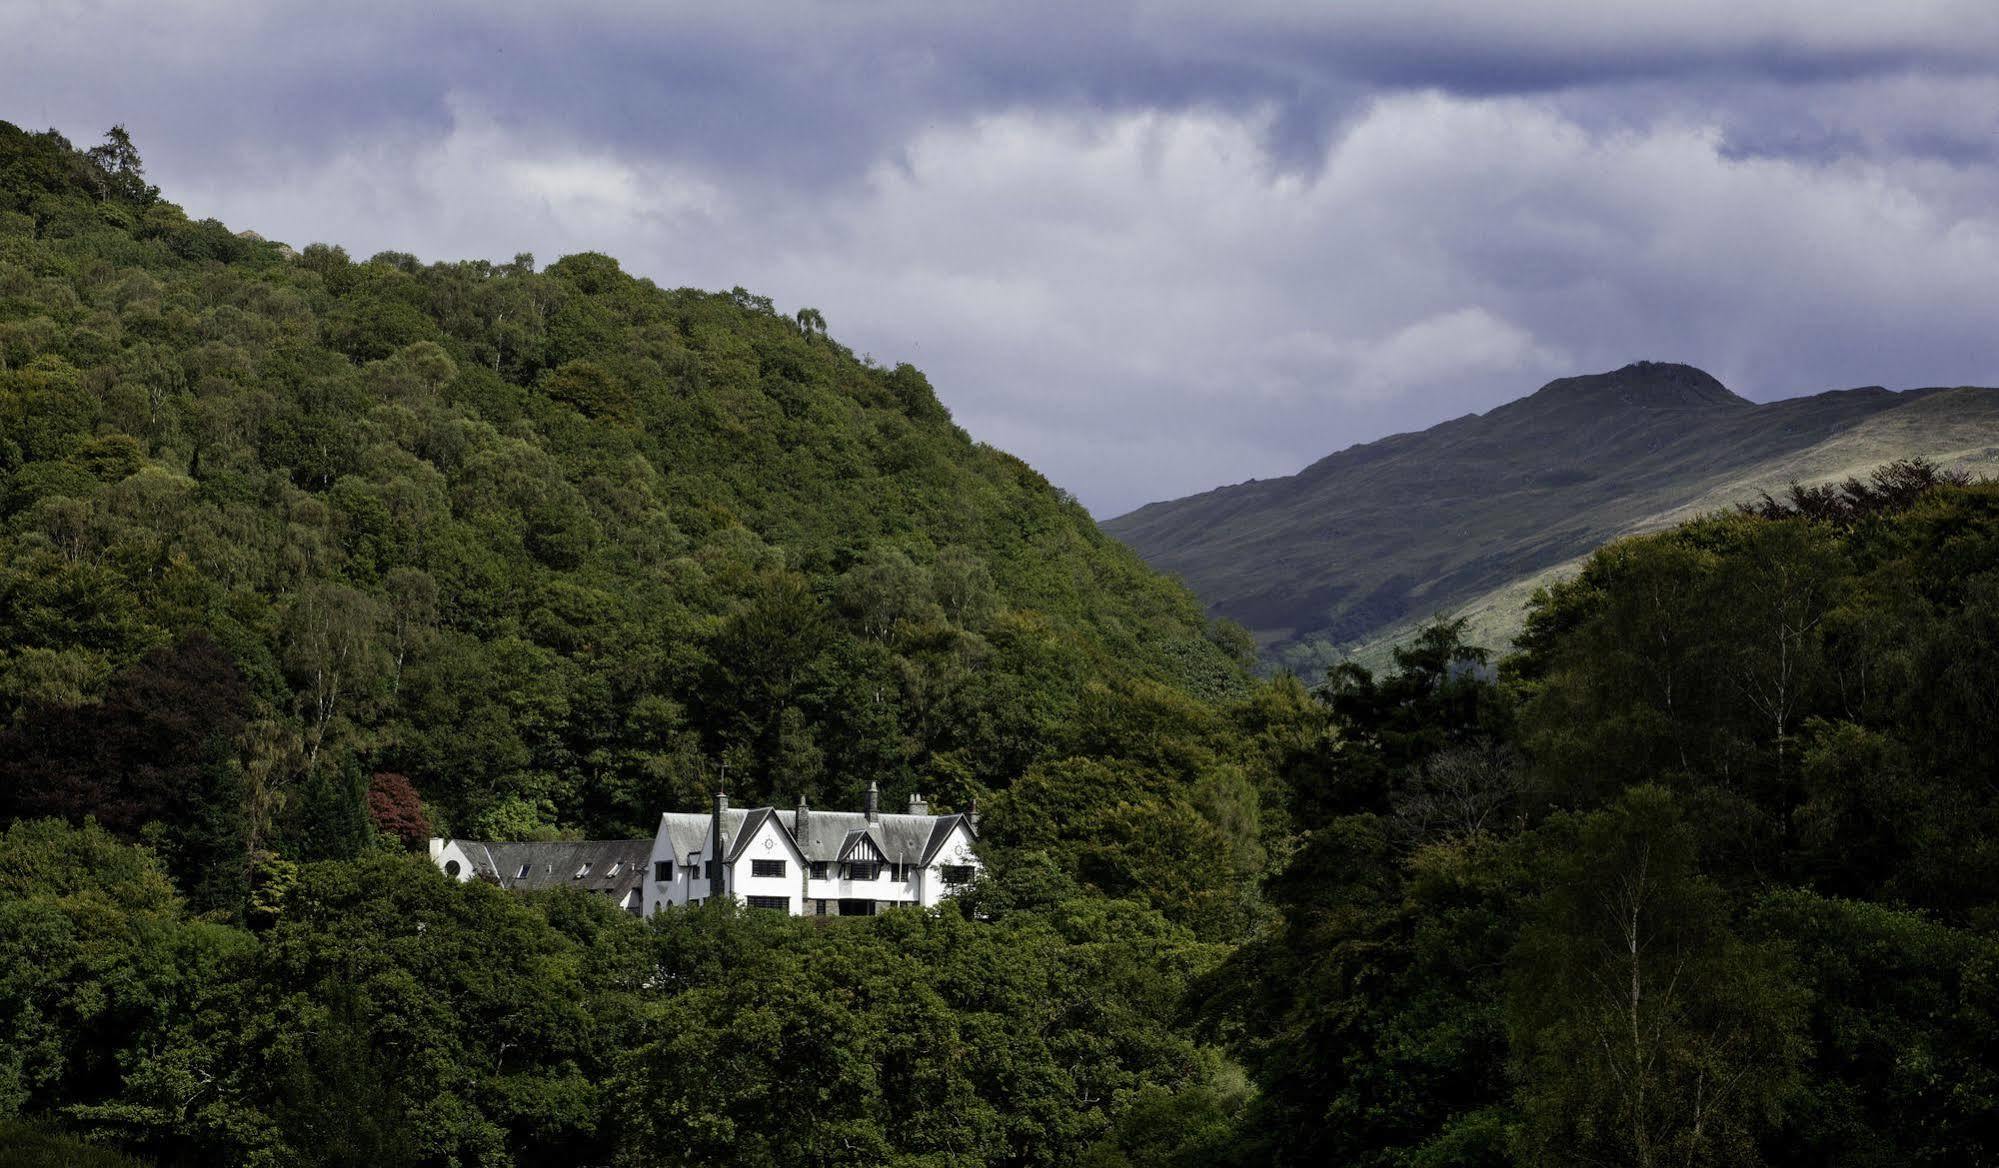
[656,806,977,867]
[657,809,747,861]
[451,839,651,905]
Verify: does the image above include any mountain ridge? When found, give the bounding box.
[1103,362,1999,671]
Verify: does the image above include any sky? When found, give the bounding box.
[6,2,1999,516]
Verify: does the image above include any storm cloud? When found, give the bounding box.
[6,1,1999,513]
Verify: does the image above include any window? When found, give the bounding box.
[810,861,829,880]
[846,861,879,881]
[516,864,531,880]
[655,860,673,882]
[574,862,592,879]
[704,860,715,880]
[941,865,974,886]
[751,859,786,878]
[444,860,460,877]
[746,895,790,912]
[815,900,829,916]
[605,862,621,877]
[838,898,876,916]
[891,863,910,881]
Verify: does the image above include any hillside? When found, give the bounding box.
[1104,361,1999,670]
[0,122,1257,907]
[9,121,1999,1168]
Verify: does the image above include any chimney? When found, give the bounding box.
[711,783,729,898]
[428,838,444,861]
[796,792,809,841]
[907,792,929,816]
[865,779,880,822]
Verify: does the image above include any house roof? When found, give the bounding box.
[724,807,781,862]
[657,809,749,860]
[652,804,977,867]
[450,839,651,903]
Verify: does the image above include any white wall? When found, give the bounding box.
[918,823,981,908]
[434,839,479,883]
[643,820,677,916]
[731,815,807,912]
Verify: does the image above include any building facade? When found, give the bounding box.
[643,782,981,917]
[427,783,981,919]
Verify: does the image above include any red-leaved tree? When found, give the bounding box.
[366,771,429,848]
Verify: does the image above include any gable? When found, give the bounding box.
[837,829,886,862]
[923,821,978,869]
[728,809,806,867]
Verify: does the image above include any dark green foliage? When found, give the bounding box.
[0,1119,152,1167]
[0,821,1244,1168]
[1220,481,1999,1166]
[0,634,250,912]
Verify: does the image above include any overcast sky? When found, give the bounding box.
[7,2,1999,515]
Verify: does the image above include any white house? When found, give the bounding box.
[643,781,981,917]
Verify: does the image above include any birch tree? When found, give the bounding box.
[1509,786,1804,1167]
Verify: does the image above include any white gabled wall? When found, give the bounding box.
[641,811,982,917]
[433,839,479,883]
[643,818,675,916]
[919,822,982,908]
[730,814,808,911]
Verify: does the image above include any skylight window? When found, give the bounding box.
[575,862,592,878]
[516,864,531,879]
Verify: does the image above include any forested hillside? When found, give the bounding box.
[5,124,1999,1168]
[0,121,1268,917]
[0,122,1296,1166]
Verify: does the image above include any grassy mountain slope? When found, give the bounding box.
[0,121,1251,860]
[1104,361,1999,670]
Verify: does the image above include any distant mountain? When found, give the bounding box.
[1103,362,1999,671]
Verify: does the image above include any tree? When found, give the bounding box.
[282,582,386,773]
[1509,787,1804,1167]
[364,772,429,849]
[83,124,156,204]
[0,633,251,912]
